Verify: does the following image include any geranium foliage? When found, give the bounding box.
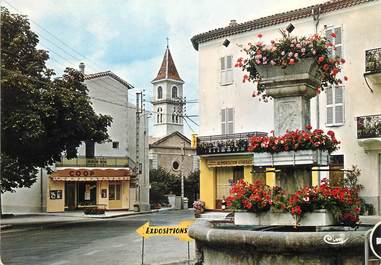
[247,125,340,154]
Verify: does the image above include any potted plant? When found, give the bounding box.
[235,33,347,101]
[226,179,272,225]
[193,200,206,218]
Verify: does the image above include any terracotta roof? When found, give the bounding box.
[152,48,184,83]
[191,0,376,50]
[85,71,134,89]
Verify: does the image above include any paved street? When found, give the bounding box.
[1,210,196,265]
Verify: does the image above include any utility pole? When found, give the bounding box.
[136,92,143,207]
[180,141,185,209]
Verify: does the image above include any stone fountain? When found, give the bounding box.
[189,58,368,265]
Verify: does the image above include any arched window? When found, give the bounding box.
[172,86,178,98]
[176,114,179,124]
[172,113,175,123]
[158,86,163,99]
[157,107,162,123]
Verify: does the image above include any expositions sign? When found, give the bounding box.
[136,220,194,241]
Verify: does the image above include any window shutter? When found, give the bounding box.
[227,108,234,134]
[326,87,333,105]
[327,107,334,125]
[220,57,225,70]
[226,56,232,69]
[335,106,344,124]
[221,109,226,134]
[335,86,343,104]
[335,27,342,45]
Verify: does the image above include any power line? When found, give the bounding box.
[3,0,138,101]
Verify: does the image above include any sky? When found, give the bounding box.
[3,0,327,138]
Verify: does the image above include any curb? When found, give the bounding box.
[0,208,174,231]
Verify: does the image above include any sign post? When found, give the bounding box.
[136,220,194,264]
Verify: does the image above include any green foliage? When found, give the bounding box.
[0,7,112,192]
[149,167,180,205]
[149,168,200,207]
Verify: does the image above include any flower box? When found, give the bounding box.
[234,209,335,226]
[253,150,329,167]
[234,210,264,225]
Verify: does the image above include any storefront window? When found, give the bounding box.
[109,183,121,200]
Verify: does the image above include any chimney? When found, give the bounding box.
[229,19,237,26]
[79,62,85,74]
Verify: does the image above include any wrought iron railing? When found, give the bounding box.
[196,131,267,155]
[365,48,381,73]
[357,114,381,139]
[56,156,129,168]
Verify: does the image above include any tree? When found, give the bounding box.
[185,170,200,206]
[149,167,180,206]
[0,7,112,193]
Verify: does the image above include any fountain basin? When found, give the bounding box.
[189,220,367,265]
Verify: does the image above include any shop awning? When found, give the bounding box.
[50,168,133,181]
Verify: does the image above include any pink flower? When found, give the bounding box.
[289,59,295,65]
[257,33,263,38]
[318,56,325,63]
[330,32,337,38]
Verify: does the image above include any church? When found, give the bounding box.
[149,44,197,178]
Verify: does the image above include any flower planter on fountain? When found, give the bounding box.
[253,150,329,167]
[234,209,334,226]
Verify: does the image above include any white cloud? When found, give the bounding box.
[6,0,328,137]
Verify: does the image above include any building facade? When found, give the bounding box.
[149,46,198,180]
[46,65,150,212]
[192,0,381,211]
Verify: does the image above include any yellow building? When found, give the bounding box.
[196,132,273,210]
[47,156,136,212]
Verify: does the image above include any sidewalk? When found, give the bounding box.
[0,207,172,230]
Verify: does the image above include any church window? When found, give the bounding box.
[158,86,163,99]
[157,107,163,123]
[172,86,178,98]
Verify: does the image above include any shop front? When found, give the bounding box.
[47,168,133,212]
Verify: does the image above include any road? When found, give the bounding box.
[1,210,196,265]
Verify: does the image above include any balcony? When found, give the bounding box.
[56,156,129,168]
[357,114,381,151]
[364,48,381,86]
[196,131,267,156]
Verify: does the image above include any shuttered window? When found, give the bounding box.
[325,27,343,58]
[221,108,234,134]
[220,55,233,85]
[326,86,344,126]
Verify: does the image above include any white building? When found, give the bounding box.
[192,0,381,211]
[2,63,150,213]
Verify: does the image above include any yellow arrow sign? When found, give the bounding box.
[136,220,194,241]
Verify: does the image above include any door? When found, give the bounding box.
[65,182,76,210]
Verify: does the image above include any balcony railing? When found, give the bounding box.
[56,156,129,168]
[357,114,381,139]
[365,48,381,73]
[196,131,267,155]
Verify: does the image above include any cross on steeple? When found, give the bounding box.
[166,37,169,48]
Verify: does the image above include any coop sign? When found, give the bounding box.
[136,220,194,241]
[207,158,252,168]
[69,170,95,177]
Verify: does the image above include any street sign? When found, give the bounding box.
[136,220,194,241]
[370,221,381,259]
